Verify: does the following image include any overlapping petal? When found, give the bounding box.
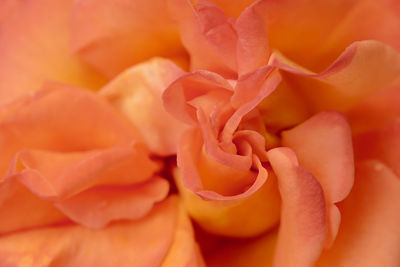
[101,58,188,156]
[0,83,164,233]
[0,0,106,106]
[71,0,187,78]
[316,161,400,266]
[0,197,204,267]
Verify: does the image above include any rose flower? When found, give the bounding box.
[0,0,399,267]
[162,0,400,266]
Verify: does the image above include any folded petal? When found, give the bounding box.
[281,111,354,244]
[316,161,400,266]
[55,177,169,229]
[101,58,189,156]
[0,179,67,234]
[71,0,186,78]
[0,83,140,178]
[254,0,400,71]
[197,0,255,18]
[270,40,400,112]
[0,197,201,267]
[267,147,327,267]
[0,0,106,106]
[168,0,238,77]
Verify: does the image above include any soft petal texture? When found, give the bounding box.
[71,0,187,78]
[0,0,106,106]
[269,40,400,112]
[8,143,158,200]
[267,148,327,267]
[347,77,400,134]
[55,177,169,229]
[207,230,278,267]
[353,121,400,177]
[235,1,270,76]
[168,0,238,78]
[252,0,400,71]
[282,111,354,245]
[0,197,204,267]
[0,83,160,232]
[316,161,400,266]
[101,58,188,156]
[175,129,281,237]
[198,0,255,18]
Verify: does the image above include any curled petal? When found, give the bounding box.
[168,0,238,77]
[101,58,188,156]
[0,0,106,106]
[55,177,169,229]
[0,83,140,178]
[0,197,203,267]
[267,147,327,267]
[176,128,280,237]
[316,161,400,266]
[281,111,354,245]
[270,40,400,112]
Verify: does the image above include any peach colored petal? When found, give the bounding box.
[316,161,400,266]
[281,111,354,243]
[281,111,354,246]
[197,0,255,18]
[163,70,233,125]
[0,0,20,23]
[174,165,280,237]
[161,197,206,267]
[71,0,186,78]
[206,230,277,267]
[55,177,169,229]
[0,197,192,267]
[270,40,400,112]
[0,83,140,178]
[353,121,400,178]
[168,0,238,78]
[252,0,400,72]
[100,58,189,156]
[0,0,106,106]
[0,179,67,234]
[347,77,400,134]
[267,147,327,267]
[235,1,270,76]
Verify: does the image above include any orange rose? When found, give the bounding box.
[0,0,202,265]
[162,0,400,266]
[0,0,399,266]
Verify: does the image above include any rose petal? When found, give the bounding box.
[353,121,400,177]
[316,161,400,266]
[347,77,400,134]
[267,147,327,267]
[55,177,169,229]
[0,83,140,178]
[0,0,106,106]
[7,143,158,200]
[253,0,400,71]
[71,0,186,78]
[0,197,198,267]
[206,230,278,267]
[270,40,400,112]
[0,179,66,234]
[168,0,238,77]
[235,1,270,76]
[282,111,354,203]
[197,0,255,18]
[101,58,188,156]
